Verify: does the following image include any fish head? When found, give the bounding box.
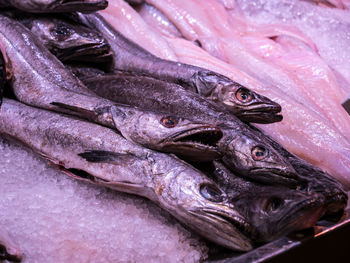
[194,71,282,123]
[232,187,325,242]
[10,0,108,13]
[155,161,253,251]
[114,108,223,161]
[220,132,299,186]
[22,16,112,62]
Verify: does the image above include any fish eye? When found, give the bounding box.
[265,197,284,212]
[235,88,253,103]
[200,184,223,202]
[251,146,268,161]
[160,116,178,128]
[51,25,72,41]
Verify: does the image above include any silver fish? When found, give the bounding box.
[0,98,253,251]
[0,0,108,13]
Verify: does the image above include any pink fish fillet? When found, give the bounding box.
[100,0,177,61]
[136,3,182,38]
[240,34,350,142]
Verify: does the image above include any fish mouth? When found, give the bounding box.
[189,208,253,251]
[55,42,112,62]
[320,192,347,221]
[237,104,283,124]
[57,0,108,12]
[249,168,299,185]
[277,195,325,233]
[255,194,325,242]
[161,126,223,161]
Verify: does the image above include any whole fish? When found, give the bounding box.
[13,13,114,65]
[0,0,108,13]
[0,98,253,251]
[74,12,283,124]
[83,73,300,186]
[0,226,22,262]
[203,161,326,243]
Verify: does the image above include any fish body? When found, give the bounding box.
[0,0,108,13]
[83,73,299,186]
[75,12,282,124]
[0,98,253,251]
[0,226,22,262]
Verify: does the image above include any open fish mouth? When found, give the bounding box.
[189,208,253,251]
[277,195,325,232]
[254,194,325,242]
[161,126,223,161]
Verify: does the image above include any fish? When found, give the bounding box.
[74,12,283,124]
[0,98,254,251]
[82,73,300,186]
[14,13,114,65]
[201,161,326,243]
[0,226,22,262]
[0,0,108,13]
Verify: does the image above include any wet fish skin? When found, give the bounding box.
[0,98,253,251]
[83,73,299,186]
[16,14,113,64]
[0,0,108,13]
[0,226,22,262]
[203,161,326,243]
[74,12,283,124]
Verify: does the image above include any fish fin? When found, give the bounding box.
[78,150,138,164]
[50,102,97,119]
